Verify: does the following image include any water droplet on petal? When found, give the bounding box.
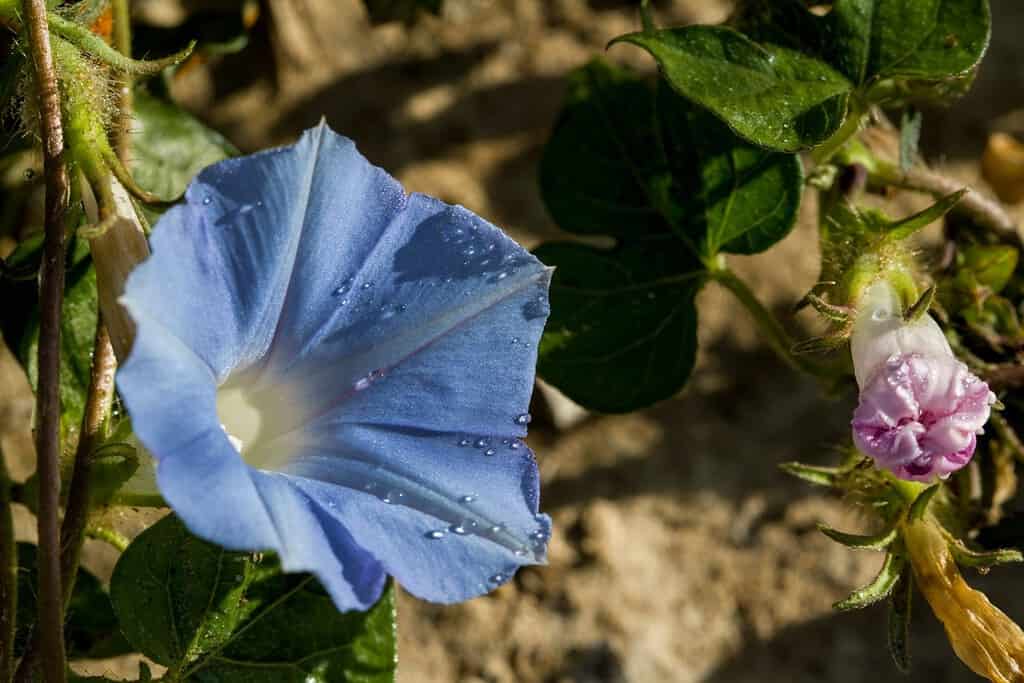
[514,413,531,426]
[458,438,472,447]
[449,524,469,535]
[202,196,212,205]
[474,438,489,448]
[361,282,373,290]
[484,448,496,456]
[514,548,527,557]
[460,494,477,503]
[509,441,521,450]
[490,524,505,534]
[426,530,446,540]
[489,573,506,584]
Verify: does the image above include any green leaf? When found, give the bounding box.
[536,59,802,411]
[834,551,905,610]
[734,0,991,101]
[961,245,1019,295]
[16,544,132,660]
[888,571,913,672]
[818,522,898,550]
[779,461,844,487]
[362,0,442,24]
[130,89,237,223]
[611,26,853,151]
[21,238,97,434]
[947,539,1023,569]
[110,515,396,682]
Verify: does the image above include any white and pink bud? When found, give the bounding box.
[850,281,995,482]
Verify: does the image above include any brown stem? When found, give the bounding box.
[983,363,1024,392]
[59,324,115,604]
[0,444,15,683]
[889,166,1018,241]
[21,0,69,680]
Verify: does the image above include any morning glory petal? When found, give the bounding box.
[118,123,551,612]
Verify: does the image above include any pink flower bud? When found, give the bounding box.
[850,282,995,481]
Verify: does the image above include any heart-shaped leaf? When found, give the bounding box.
[110,514,396,682]
[537,59,802,411]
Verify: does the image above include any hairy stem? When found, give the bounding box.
[60,324,115,604]
[85,525,129,553]
[111,0,132,164]
[0,444,15,683]
[711,266,839,379]
[21,0,69,679]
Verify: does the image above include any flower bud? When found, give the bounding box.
[850,281,995,481]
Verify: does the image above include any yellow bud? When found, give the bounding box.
[982,132,1024,205]
[904,519,1024,682]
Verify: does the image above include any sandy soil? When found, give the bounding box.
[3,0,1024,681]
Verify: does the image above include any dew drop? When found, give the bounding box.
[489,573,506,584]
[514,548,528,557]
[474,438,489,448]
[202,196,212,205]
[361,282,373,290]
[381,492,394,504]
[426,530,446,540]
[511,337,520,345]
[509,441,521,450]
[514,413,532,426]
[490,524,505,534]
[449,524,469,535]
[458,438,472,447]
[484,448,496,456]
[460,494,478,503]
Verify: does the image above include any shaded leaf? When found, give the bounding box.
[21,238,96,434]
[130,89,237,222]
[16,544,132,660]
[961,245,1019,295]
[611,25,852,151]
[886,189,965,240]
[110,514,396,682]
[536,59,801,411]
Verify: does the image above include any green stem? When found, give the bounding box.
[21,0,69,679]
[0,445,16,683]
[47,12,194,76]
[111,0,132,164]
[85,525,129,553]
[711,265,836,379]
[639,0,655,33]
[811,101,866,164]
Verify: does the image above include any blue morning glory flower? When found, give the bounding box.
[116,123,552,610]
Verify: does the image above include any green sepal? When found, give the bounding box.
[888,570,913,673]
[778,461,844,487]
[885,189,966,241]
[805,294,852,324]
[818,522,898,550]
[834,551,905,610]
[907,484,940,522]
[903,285,936,323]
[947,538,1023,569]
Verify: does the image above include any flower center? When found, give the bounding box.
[216,385,264,456]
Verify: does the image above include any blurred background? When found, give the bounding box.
[3,0,1024,680]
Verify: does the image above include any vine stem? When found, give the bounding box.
[21,0,69,679]
[710,265,837,379]
[111,0,132,163]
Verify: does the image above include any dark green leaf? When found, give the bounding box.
[21,238,96,434]
[834,551,905,610]
[535,243,700,413]
[611,26,852,151]
[16,544,132,660]
[362,0,442,24]
[536,59,802,411]
[734,0,991,101]
[779,461,844,487]
[111,515,396,682]
[961,245,1019,295]
[130,89,237,223]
